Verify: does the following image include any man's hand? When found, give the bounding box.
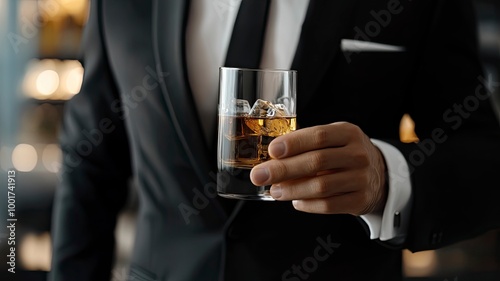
[250,122,388,216]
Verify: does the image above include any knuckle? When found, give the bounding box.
[293,137,307,155]
[313,128,329,147]
[270,161,288,180]
[358,190,369,205]
[307,151,326,173]
[350,124,363,136]
[352,149,370,167]
[313,177,330,196]
[357,172,370,187]
[343,123,361,136]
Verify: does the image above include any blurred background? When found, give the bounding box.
[0,0,499,280]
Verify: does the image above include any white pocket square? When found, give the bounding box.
[341,39,405,52]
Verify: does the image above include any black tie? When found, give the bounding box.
[224,0,272,68]
[214,0,271,214]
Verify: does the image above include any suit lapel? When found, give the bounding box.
[152,0,211,175]
[291,0,358,115]
[152,0,228,218]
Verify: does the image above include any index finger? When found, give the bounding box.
[268,122,353,159]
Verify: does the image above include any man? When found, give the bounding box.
[50,0,500,280]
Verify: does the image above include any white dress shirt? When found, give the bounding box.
[185,0,412,243]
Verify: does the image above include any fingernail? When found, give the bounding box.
[251,168,269,185]
[270,142,286,158]
[270,185,282,199]
[292,200,299,209]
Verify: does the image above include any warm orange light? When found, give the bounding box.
[59,0,88,16]
[23,59,83,100]
[19,232,52,271]
[400,114,419,143]
[38,0,89,25]
[403,249,438,277]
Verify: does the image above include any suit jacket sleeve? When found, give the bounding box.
[382,0,500,251]
[49,1,132,280]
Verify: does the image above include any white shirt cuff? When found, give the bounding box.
[359,139,413,242]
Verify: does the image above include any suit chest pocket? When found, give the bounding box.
[343,51,412,82]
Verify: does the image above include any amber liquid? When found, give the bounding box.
[218,115,297,169]
[217,115,296,199]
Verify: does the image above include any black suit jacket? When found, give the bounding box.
[49,0,500,280]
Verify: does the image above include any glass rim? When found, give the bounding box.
[219,66,297,73]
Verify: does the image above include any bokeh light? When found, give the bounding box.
[23,59,83,100]
[62,63,84,95]
[36,69,60,96]
[42,144,62,173]
[19,232,52,271]
[403,250,438,277]
[12,144,38,172]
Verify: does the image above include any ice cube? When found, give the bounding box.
[249,99,289,118]
[221,99,251,115]
[234,99,251,115]
[263,118,292,137]
[274,104,290,116]
[248,99,272,118]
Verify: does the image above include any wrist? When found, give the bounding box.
[373,147,388,213]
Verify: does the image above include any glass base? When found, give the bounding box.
[218,191,275,201]
[217,169,276,201]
